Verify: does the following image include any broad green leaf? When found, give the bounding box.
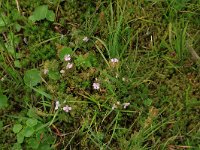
[0,94,8,109]
[17,132,24,144]
[59,47,72,61]
[29,5,55,22]
[22,127,34,137]
[29,5,48,22]
[26,118,38,127]
[24,69,41,86]
[13,124,23,133]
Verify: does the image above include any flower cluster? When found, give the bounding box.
[60,54,74,74]
[64,54,71,61]
[55,100,72,113]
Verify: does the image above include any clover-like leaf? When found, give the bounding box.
[17,132,24,144]
[24,69,41,86]
[22,127,34,137]
[13,124,23,133]
[26,118,38,127]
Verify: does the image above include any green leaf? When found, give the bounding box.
[59,47,72,61]
[22,127,34,137]
[17,132,24,144]
[29,5,48,22]
[0,14,8,26]
[14,60,21,68]
[13,124,23,133]
[24,69,41,86]
[46,10,55,21]
[144,98,152,106]
[48,70,60,80]
[29,5,55,22]
[0,94,8,109]
[27,138,40,149]
[12,143,22,150]
[26,118,38,127]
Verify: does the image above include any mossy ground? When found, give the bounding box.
[0,0,200,149]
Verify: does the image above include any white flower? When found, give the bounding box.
[83,36,89,42]
[43,69,49,75]
[112,104,117,110]
[63,105,72,112]
[64,54,71,61]
[66,63,73,69]
[93,82,100,90]
[55,101,60,110]
[123,102,130,109]
[111,58,119,63]
[60,69,65,74]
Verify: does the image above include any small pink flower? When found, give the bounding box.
[83,36,89,42]
[123,102,130,109]
[111,58,119,63]
[63,105,72,112]
[64,54,71,61]
[93,82,100,90]
[55,101,60,110]
[66,63,73,69]
[43,69,49,75]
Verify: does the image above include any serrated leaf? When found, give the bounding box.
[13,124,22,133]
[0,95,8,109]
[59,47,72,61]
[24,69,41,86]
[26,118,38,127]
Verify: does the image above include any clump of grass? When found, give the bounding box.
[0,0,200,149]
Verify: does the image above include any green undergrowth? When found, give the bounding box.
[0,0,200,149]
